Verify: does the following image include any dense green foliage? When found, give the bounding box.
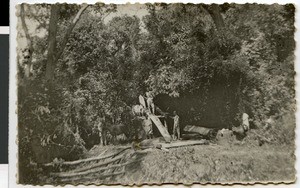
[17,3,295,184]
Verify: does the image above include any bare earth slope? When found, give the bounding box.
[116,144,295,185]
[74,141,295,185]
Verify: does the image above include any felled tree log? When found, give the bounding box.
[160,140,208,149]
[184,125,214,136]
[134,139,208,150]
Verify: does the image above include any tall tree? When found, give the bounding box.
[45,4,89,81]
[45,4,60,80]
[20,4,34,78]
[55,4,89,62]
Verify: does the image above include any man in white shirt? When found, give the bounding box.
[146,91,155,114]
[242,113,250,131]
[171,111,180,140]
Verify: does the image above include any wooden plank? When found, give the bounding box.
[161,140,208,149]
[148,114,172,142]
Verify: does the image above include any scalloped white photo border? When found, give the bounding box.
[9,0,300,187]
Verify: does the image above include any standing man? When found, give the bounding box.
[172,111,180,140]
[242,112,250,132]
[146,91,155,114]
[143,116,154,139]
[96,117,107,146]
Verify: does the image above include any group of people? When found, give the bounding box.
[144,91,181,141]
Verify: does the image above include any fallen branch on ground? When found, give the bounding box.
[44,146,131,167]
[251,131,272,144]
[60,170,125,182]
[52,160,136,178]
[70,154,124,173]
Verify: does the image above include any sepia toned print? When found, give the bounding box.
[16,3,295,185]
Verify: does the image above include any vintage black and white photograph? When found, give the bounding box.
[16,2,296,185]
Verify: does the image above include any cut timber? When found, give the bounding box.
[148,114,172,142]
[160,140,208,149]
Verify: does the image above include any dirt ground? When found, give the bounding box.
[78,139,295,185]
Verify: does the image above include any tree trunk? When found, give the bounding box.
[55,4,89,62]
[45,4,89,81]
[237,76,245,124]
[20,4,34,78]
[45,4,60,81]
[207,4,225,32]
[201,4,225,32]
